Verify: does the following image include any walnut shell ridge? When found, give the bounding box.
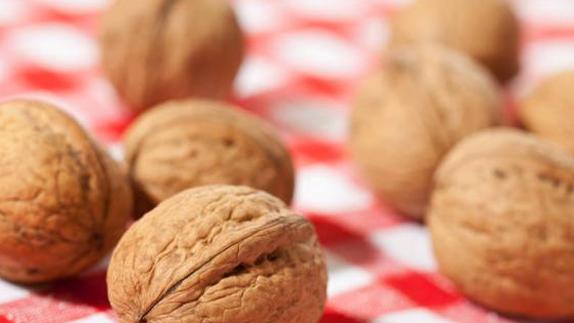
[519,70,574,155]
[0,100,132,283]
[429,128,574,319]
[349,45,501,219]
[124,99,295,217]
[100,0,244,112]
[107,185,327,323]
[390,0,520,83]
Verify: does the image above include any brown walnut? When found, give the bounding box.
[390,0,520,83]
[429,128,574,319]
[107,185,327,323]
[519,70,574,155]
[0,100,132,284]
[349,45,501,219]
[124,99,295,217]
[100,0,244,112]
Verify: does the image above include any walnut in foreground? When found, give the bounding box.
[124,99,294,217]
[429,128,574,319]
[519,70,574,154]
[390,0,520,83]
[0,100,132,283]
[100,0,244,112]
[107,185,327,323]
[349,45,501,219]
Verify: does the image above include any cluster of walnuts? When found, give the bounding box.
[350,0,574,319]
[0,0,329,322]
[3,0,574,321]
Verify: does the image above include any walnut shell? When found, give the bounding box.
[107,185,327,323]
[349,45,501,219]
[124,99,295,217]
[519,70,574,155]
[100,0,244,112]
[0,100,132,284]
[390,0,520,83]
[429,128,574,319]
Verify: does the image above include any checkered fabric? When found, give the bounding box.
[0,0,573,322]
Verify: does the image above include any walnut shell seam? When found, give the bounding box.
[137,216,309,322]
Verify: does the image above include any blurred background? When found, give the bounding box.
[0,0,573,322]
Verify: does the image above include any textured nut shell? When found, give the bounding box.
[519,71,574,154]
[0,100,132,283]
[390,0,520,83]
[100,0,244,112]
[349,45,501,218]
[107,185,327,323]
[124,100,294,216]
[429,128,574,319]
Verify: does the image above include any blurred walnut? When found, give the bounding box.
[519,71,574,154]
[0,100,132,284]
[100,0,244,112]
[349,45,501,219]
[124,99,294,217]
[108,185,327,323]
[429,128,574,319]
[390,0,520,83]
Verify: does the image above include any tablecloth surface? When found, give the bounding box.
[0,0,573,322]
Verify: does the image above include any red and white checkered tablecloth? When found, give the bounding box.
[0,0,573,322]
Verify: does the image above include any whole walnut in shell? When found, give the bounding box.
[519,71,574,154]
[430,128,574,319]
[0,100,132,284]
[107,185,327,323]
[100,0,244,112]
[124,99,294,217]
[349,45,501,219]
[390,0,520,83]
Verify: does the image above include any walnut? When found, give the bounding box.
[100,0,244,113]
[349,45,501,219]
[429,128,574,319]
[519,70,574,155]
[124,99,294,217]
[0,100,132,284]
[107,185,327,323]
[389,0,520,83]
